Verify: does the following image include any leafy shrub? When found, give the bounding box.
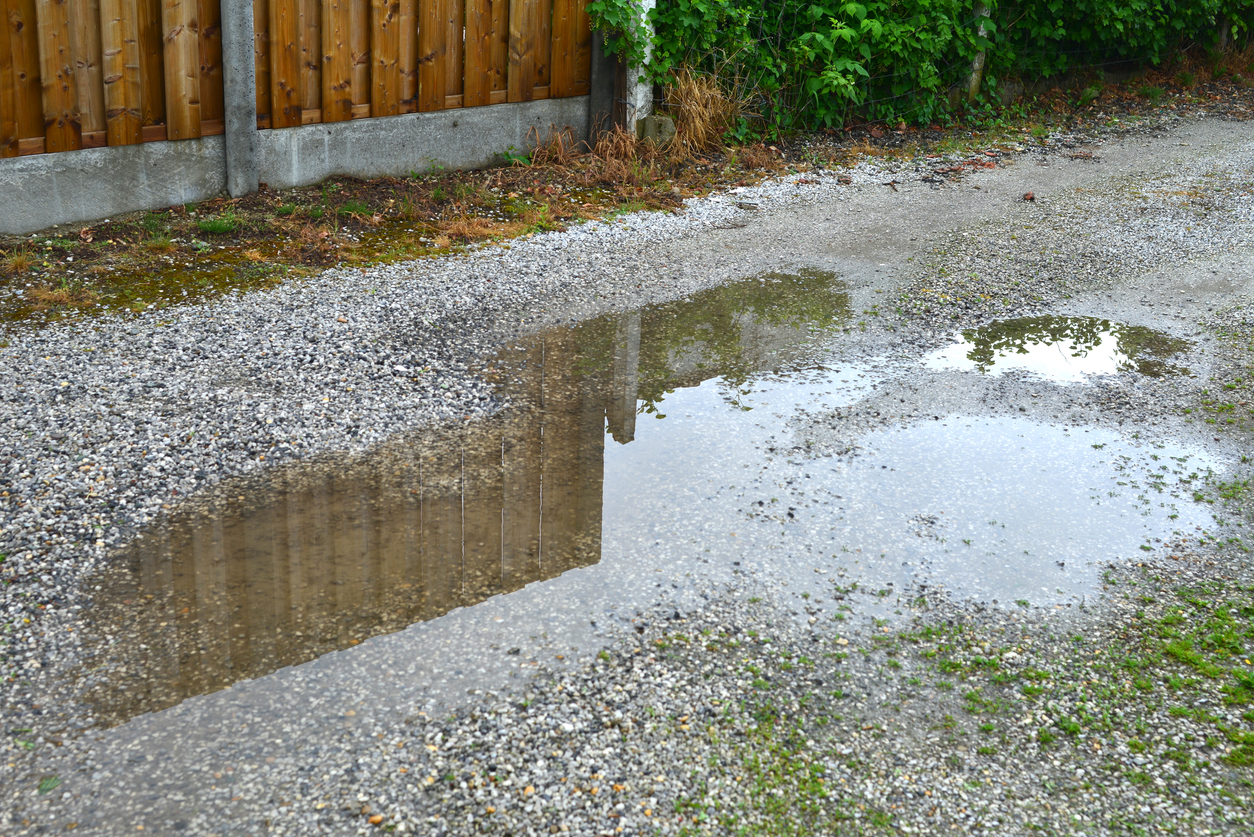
[588,0,1254,133]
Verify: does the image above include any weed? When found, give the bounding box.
[143,234,175,253]
[275,204,297,216]
[197,209,242,235]
[3,247,32,275]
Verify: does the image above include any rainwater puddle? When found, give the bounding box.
[924,315,1191,381]
[77,275,1218,728]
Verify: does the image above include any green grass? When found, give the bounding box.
[197,210,242,235]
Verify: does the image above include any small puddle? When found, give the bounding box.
[924,316,1191,381]
[76,277,1220,728]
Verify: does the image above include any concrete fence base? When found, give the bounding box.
[1,0,611,236]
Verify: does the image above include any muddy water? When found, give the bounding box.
[78,270,851,724]
[78,271,1217,726]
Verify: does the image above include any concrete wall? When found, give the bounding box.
[258,96,591,190]
[0,138,228,235]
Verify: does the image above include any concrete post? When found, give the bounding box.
[966,2,990,104]
[625,0,656,123]
[220,0,260,197]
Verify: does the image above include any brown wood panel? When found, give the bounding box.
[0,0,17,156]
[349,0,366,105]
[533,0,548,88]
[297,0,318,109]
[198,0,223,121]
[549,0,589,97]
[506,0,534,102]
[319,0,350,121]
[252,0,269,118]
[397,0,414,106]
[100,0,143,145]
[136,0,164,125]
[160,0,201,140]
[442,0,460,98]
[416,0,443,111]
[7,0,45,141]
[369,0,398,116]
[267,0,299,127]
[463,0,503,107]
[36,0,82,151]
[69,0,105,133]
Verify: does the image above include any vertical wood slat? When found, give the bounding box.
[397,0,414,109]
[369,0,397,116]
[267,0,299,127]
[442,0,460,98]
[463,0,504,107]
[533,0,549,88]
[348,0,366,105]
[69,0,105,133]
[321,0,351,119]
[100,0,143,145]
[36,0,82,151]
[416,0,443,111]
[550,0,589,97]
[297,0,317,109]
[0,1,17,155]
[198,0,222,121]
[136,0,164,124]
[7,0,44,142]
[320,0,349,120]
[252,0,270,119]
[506,0,533,102]
[160,0,201,140]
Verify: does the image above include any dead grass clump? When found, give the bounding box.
[143,234,176,253]
[4,248,32,275]
[664,67,742,154]
[28,281,99,309]
[440,216,526,242]
[530,126,580,168]
[592,125,640,161]
[242,248,267,262]
[737,143,783,171]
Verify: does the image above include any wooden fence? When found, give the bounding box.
[1,0,591,157]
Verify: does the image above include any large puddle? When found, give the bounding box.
[77,275,1218,726]
[924,315,1192,381]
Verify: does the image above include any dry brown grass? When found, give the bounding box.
[4,248,32,275]
[440,216,527,242]
[27,281,99,309]
[664,67,742,155]
[530,126,580,167]
[143,234,176,253]
[242,248,267,262]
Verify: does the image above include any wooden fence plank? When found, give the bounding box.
[533,0,549,89]
[252,0,269,119]
[198,0,222,121]
[100,0,144,145]
[507,0,534,102]
[298,0,317,109]
[370,0,398,116]
[319,0,349,120]
[160,0,201,140]
[36,0,82,151]
[0,2,15,156]
[7,0,45,142]
[398,0,414,109]
[463,0,504,108]
[549,0,589,97]
[443,0,460,99]
[69,0,105,133]
[349,0,366,105]
[416,0,443,111]
[136,0,164,125]
[267,0,299,127]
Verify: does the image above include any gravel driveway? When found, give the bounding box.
[2,112,1252,835]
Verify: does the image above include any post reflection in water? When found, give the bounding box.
[78,270,849,725]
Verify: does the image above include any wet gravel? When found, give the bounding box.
[2,109,1254,833]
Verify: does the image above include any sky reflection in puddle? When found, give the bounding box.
[924,316,1191,382]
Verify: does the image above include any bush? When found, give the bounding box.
[589,0,1254,132]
